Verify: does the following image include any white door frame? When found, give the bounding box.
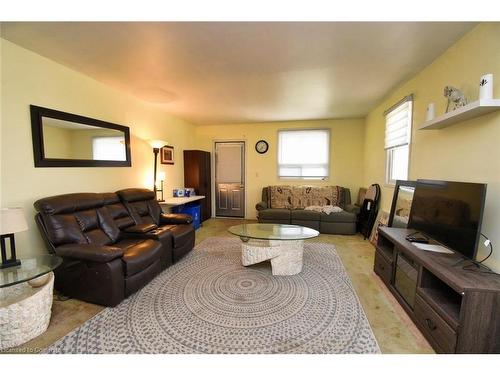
[212,139,247,218]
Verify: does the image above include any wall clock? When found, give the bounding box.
[255,140,269,154]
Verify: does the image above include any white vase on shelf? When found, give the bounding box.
[479,73,493,100]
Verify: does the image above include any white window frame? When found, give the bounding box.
[277,128,330,180]
[385,144,410,185]
[384,97,413,185]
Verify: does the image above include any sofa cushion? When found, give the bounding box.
[116,188,156,203]
[162,224,195,249]
[116,188,162,226]
[34,193,120,247]
[55,244,123,263]
[160,224,195,262]
[266,185,344,209]
[268,186,293,209]
[103,193,136,230]
[290,209,321,220]
[291,186,342,209]
[41,214,86,246]
[258,209,291,221]
[319,211,357,223]
[320,221,357,235]
[123,223,158,234]
[34,193,104,215]
[115,238,162,276]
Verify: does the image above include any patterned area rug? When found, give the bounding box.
[46,237,380,354]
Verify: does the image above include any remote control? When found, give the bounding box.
[406,233,429,244]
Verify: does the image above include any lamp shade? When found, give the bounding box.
[148,139,168,149]
[158,172,166,182]
[0,208,29,235]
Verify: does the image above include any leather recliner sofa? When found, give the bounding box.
[116,189,195,263]
[34,189,194,307]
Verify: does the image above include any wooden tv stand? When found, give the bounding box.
[375,227,500,353]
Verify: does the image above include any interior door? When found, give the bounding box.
[215,142,245,218]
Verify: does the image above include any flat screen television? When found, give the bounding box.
[408,179,487,260]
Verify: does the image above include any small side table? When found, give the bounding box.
[159,195,206,210]
[0,255,62,350]
[159,196,206,230]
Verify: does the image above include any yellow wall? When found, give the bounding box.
[195,119,365,219]
[0,39,196,257]
[41,124,73,159]
[363,23,500,271]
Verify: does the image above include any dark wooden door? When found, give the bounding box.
[183,150,212,222]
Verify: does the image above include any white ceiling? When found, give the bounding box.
[1,22,475,125]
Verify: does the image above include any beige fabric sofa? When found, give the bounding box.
[255,186,357,234]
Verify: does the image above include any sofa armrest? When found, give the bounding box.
[256,201,268,211]
[56,244,124,263]
[345,204,361,215]
[160,213,193,225]
[123,223,158,234]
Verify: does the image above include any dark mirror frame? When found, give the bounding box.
[388,179,416,227]
[30,105,132,168]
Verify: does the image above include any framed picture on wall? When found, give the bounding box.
[161,145,174,165]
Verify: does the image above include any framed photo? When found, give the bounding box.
[160,145,174,165]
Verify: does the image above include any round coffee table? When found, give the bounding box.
[228,224,319,275]
[0,254,62,350]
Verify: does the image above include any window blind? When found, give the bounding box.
[278,129,330,179]
[92,136,126,161]
[384,100,412,149]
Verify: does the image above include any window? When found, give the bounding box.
[278,129,330,179]
[92,136,126,161]
[385,97,413,185]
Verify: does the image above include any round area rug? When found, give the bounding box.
[45,237,380,354]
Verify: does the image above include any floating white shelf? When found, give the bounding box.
[418,98,500,130]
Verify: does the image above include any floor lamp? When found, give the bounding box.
[148,139,168,197]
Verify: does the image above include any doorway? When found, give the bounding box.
[214,141,245,218]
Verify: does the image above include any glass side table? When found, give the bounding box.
[0,254,62,350]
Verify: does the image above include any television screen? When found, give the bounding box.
[408,180,487,260]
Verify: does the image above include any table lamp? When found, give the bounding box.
[147,139,168,194]
[0,208,28,268]
[157,171,166,202]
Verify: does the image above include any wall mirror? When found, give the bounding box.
[388,180,416,228]
[30,105,131,167]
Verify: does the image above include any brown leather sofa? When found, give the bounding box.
[116,189,195,263]
[34,189,195,307]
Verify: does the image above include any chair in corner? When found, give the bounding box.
[357,183,381,239]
